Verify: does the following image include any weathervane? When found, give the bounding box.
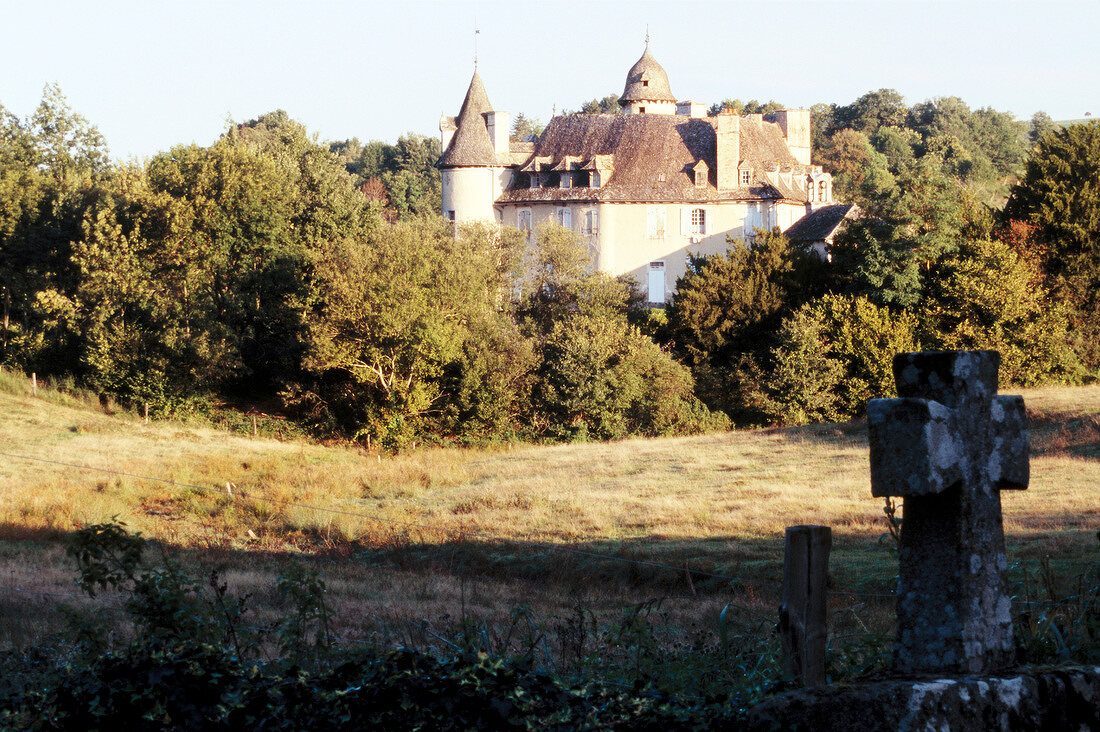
[474,27,480,70]
[645,25,650,49]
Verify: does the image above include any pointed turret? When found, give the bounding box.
[439,71,498,168]
[439,70,511,224]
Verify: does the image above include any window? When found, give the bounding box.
[560,173,572,189]
[556,207,572,229]
[818,180,827,201]
[517,209,532,232]
[646,206,666,238]
[639,106,646,113]
[691,208,706,235]
[583,209,599,235]
[740,170,750,185]
[446,210,455,222]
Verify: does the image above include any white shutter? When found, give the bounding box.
[681,207,690,236]
[561,207,572,229]
[704,206,713,235]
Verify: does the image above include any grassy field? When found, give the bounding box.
[0,369,1096,688]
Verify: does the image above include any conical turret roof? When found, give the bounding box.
[439,70,499,167]
[619,46,676,104]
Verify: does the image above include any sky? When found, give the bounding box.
[2,1,1098,162]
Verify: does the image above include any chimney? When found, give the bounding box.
[715,113,740,190]
[485,111,510,155]
[771,109,811,165]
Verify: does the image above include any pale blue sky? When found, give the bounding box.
[2,1,1097,161]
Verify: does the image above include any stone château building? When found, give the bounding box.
[439,43,841,303]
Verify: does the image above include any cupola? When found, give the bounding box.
[619,43,676,115]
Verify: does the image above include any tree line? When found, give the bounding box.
[1,85,1096,445]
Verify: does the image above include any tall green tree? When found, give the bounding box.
[1003,121,1100,368]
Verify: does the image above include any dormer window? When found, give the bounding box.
[740,170,750,185]
[642,79,649,87]
[818,180,827,201]
[692,160,709,187]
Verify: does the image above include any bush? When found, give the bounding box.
[801,294,920,416]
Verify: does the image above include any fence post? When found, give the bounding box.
[780,524,831,687]
[143,402,149,423]
[251,414,257,437]
[31,372,36,397]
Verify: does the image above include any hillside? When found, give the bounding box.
[0,371,1096,687]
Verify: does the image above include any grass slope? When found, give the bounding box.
[0,370,1096,683]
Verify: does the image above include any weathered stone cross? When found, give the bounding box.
[868,351,1029,675]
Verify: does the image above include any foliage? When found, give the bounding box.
[920,237,1083,385]
[509,113,545,142]
[1004,121,1100,369]
[667,228,825,371]
[330,133,441,219]
[817,128,896,204]
[745,310,844,426]
[577,94,619,114]
[817,88,1025,200]
[294,219,520,446]
[707,98,784,116]
[798,295,920,416]
[521,224,720,440]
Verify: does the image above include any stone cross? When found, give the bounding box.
[867,351,1029,675]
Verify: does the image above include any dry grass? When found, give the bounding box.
[0,372,1096,670]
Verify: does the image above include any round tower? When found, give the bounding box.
[439,70,506,224]
[619,43,676,115]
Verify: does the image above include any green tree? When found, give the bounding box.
[668,229,819,370]
[1028,111,1055,144]
[818,128,896,203]
[870,126,918,175]
[1003,121,1100,368]
[521,224,716,440]
[295,219,521,445]
[921,237,1082,385]
[510,113,544,142]
[745,310,843,426]
[799,294,920,415]
[0,86,109,371]
[833,88,908,135]
[579,94,619,114]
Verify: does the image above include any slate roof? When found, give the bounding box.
[784,204,857,243]
[498,113,805,204]
[439,71,498,168]
[620,48,676,104]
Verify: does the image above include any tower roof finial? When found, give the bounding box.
[474,27,480,70]
[645,25,650,50]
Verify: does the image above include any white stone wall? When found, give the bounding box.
[442,168,499,224]
[496,199,812,302]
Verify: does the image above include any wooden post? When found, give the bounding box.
[31,372,36,397]
[143,403,149,423]
[251,414,257,437]
[779,524,831,686]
